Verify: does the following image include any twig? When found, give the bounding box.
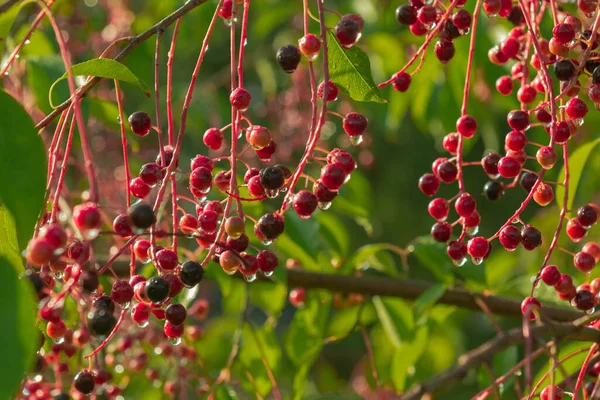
[34,0,210,130]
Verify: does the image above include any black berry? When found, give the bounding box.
[276,45,302,73]
[145,276,170,303]
[483,181,504,200]
[256,213,285,241]
[128,111,152,137]
[128,202,156,230]
[260,167,285,190]
[554,59,576,81]
[179,261,204,288]
[88,309,117,337]
[73,370,95,395]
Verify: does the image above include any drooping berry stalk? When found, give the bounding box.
[574,343,599,400]
[84,309,127,359]
[46,106,72,190]
[50,114,76,223]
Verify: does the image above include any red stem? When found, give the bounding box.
[84,309,127,359]
[574,343,598,400]
[50,114,76,222]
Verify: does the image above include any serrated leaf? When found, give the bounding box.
[0,256,38,399]
[0,4,20,57]
[326,31,387,104]
[0,91,46,254]
[50,58,149,107]
[556,138,600,212]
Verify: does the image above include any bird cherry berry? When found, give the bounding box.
[583,242,600,262]
[572,290,596,310]
[145,276,170,304]
[248,175,266,197]
[239,254,260,277]
[38,224,67,249]
[293,190,318,218]
[343,112,368,138]
[164,321,184,339]
[179,261,204,288]
[496,75,514,95]
[128,202,156,230]
[533,183,554,206]
[418,173,440,196]
[577,204,598,228]
[156,249,178,271]
[396,5,418,25]
[133,239,151,262]
[483,181,504,200]
[497,156,521,178]
[256,213,285,241]
[521,225,542,250]
[246,125,272,151]
[327,148,356,174]
[456,115,477,138]
[499,225,521,251]
[226,234,250,253]
[431,222,452,242]
[229,87,251,111]
[574,251,596,274]
[521,297,541,320]
[541,265,561,286]
[481,152,501,176]
[536,146,557,170]
[73,370,95,395]
[554,59,576,81]
[437,161,458,183]
[507,110,530,131]
[317,81,339,102]
[447,240,468,263]
[139,163,164,186]
[443,133,459,154]
[112,214,133,238]
[189,167,213,194]
[455,193,476,217]
[334,16,361,48]
[555,273,575,294]
[130,177,151,199]
[392,72,412,92]
[452,9,472,30]
[190,155,214,172]
[203,128,223,150]
[505,131,527,152]
[257,250,278,274]
[517,85,537,104]
[277,44,302,73]
[197,210,218,234]
[565,98,588,119]
[540,385,564,400]
[434,39,455,63]
[131,303,150,326]
[428,198,449,221]
[298,34,321,60]
[47,320,67,340]
[320,164,347,192]
[165,304,187,326]
[26,238,54,265]
[73,202,102,235]
[179,214,198,235]
[224,216,245,239]
[110,280,134,307]
[218,0,233,20]
[467,237,489,259]
[289,288,306,308]
[128,111,152,137]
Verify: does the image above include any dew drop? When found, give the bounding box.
[261,239,273,246]
[472,257,484,266]
[120,301,131,310]
[243,38,248,47]
[237,132,243,139]
[466,225,479,236]
[265,189,279,199]
[25,39,31,45]
[575,118,584,127]
[306,53,319,62]
[586,11,597,18]
[318,201,331,210]
[341,43,355,50]
[588,307,596,314]
[15,54,19,59]
[453,257,467,267]
[343,174,351,184]
[349,135,363,146]
[260,158,271,163]
[53,336,65,344]
[169,337,182,346]
[299,214,311,220]
[85,229,100,240]
[356,32,362,42]
[263,270,274,277]
[224,19,232,27]
[506,247,517,252]
[514,369,522,376]
[238,105,249,112]
[137,321,149,328]
[572,237,583,243]
[459,28,470,35]
[280,187,288,193]
[243,273,256,282]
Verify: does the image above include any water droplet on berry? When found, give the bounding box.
[265,189,279,199]
[263,270,274,277]
[169,337,182,346]
[306,53,318,62]
[224,268,237,276]
[260,158,271,163]
[25,39,31,45]
[85,229,99,240]
[53,336,65,344]
[15,54,19,59]
[280,186,288,193]
[261,239,273,246]
[349,135,363,146]
[453,257,467,267]
[472,257,484,265]
[53,271,64,279]
[574,118,584,127]
[137,321,149,328]
[120,301,131,310]
[243,273,257,282]
[318,201,332,210]
[237,131,242,139]
[53,248,65,256]
[224,19,232,27]
[586,11,596,18]
[299,214,311,220]
[459,28,470,35]
[344,174,351,184]
[466,225,479,236]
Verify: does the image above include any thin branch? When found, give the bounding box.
[35,0,210,130]
[286,269,582,322]
[401,323,600,400]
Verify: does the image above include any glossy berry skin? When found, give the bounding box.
[260,167,285,191]
[164,321,184,339]
[419,173,440,196]
[566,98,588,119]
[190,155,214,172]
[540,385,564,400]
[289,288,306,308]
[320,164,347,192]
[428,198,449,221]
[131,303,150,325]
[128,112,152,136]
[199,210,219,234]
[257,250,278,273]
[248,175,266,197]
[313,181,338,203]
[533,183,554,206]
[317,81,339,102]
[139,163,164,187]
[567,218,587,242]
[447,240,467,261]
[431,222,452,242]
[577,204,598,227]
[456,115,477,138]
[47,320,67,339]
[540,265,561,286]
[555,273,575,294]
[179,214,198,235]
[73,370,95,395]
[343,113,368,137]
[189,167,213,193]
[218,0,232,19]
[574,251,596,274]
[156,249,178,271]
[396,5,418,25]
[467,237,489,258]
[436,161,458,183]
[334,17,360,48]
[536,146,557,170]
[520,172,538,193]
[73,202,102,232]
[443,133,459,154]
[88,310,117,337]
[483,181,504,200]
[293,190,318,218]
[203,128,223,150]
[497,156,520,178]
[224,216,245,239]
[128,202,156,230]
[434,39,455,63]
[277,44,302,74]
[552,121,571,145]
[496,75,513,95]
[145,277,170,304]
[256,213,285,241]
[455,193,476,217]
[507,110,530,131]
[133,239,151,261]
[226,234,250,253]
[554,59,576,81]
[26,238,54,265]
[481,152,501,176]
[299,34,321,60]
[572,290,596,310]
[499,225,521,251]
[521,297,541,320]
[130,177,151,199]
[392,72,411,92]
[327,149,356,174]
[583,242,600,262]
[179,261,204,288]
[111,280,134,306]
[240,254,259,277]
[165,304,187,326]
[246,125,272,150]
[112,213,133,238]
[38,224,67,249]
[505,131,527,151]
[452,9,471,30]
[230,87,251,111]
[521,225,542,250]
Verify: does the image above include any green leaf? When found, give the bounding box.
[0,91,46,253]
[248,280,287,317]
[412,283,446,319]
[372,296,413,348]
[27,56,70,114]
[0,4,20,57]
[0,256,38,399]
[50,58,149,107]
[239,325,282,397]
[556,138,600,212]
[325,303,377,339]
[0,204,23,270]
[316,212,350,256]
[206,267,246,315]
[326,31,387,104]
[347,243,400,277]
[193,317,239,374]
[390,324,429,392]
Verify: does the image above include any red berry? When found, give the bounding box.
[467,237,489,258]
[189,167,213,193]
[179,214,198,235]
[520,296,541,320]
[248,175,266,197]
[133,239,151,261]
[257,250,278,273]
[334,16,360,48]
[428,198,449,221]
[434,39,455,64]
[128,111,152,136]
[452,10,471,30]
[552,121,571,145]
[26,238,54,265]
[190,155,214,172]
[299,34,321,60]
[165,304,187,326]
[540,265,561,286]
[47,320,67,339]
[131,303,149,325]
[591,278,600,295]
[246,125,272,150]
[198,210,219,233]
[392,72,412,92]
[289,287,306,307]
[417,6,437,24]
[111,280,134,306]
[317,81,339,102]
[418,173,440,196]
[583,242,600,262]
[218,0,233,19]
[443,133,459,154]
[343,112,368,137]
[499,225,521,251]
[577,204,598,227]
[240,254,259,277]
[496,75,513,95]
[565,98,588,119]
[130,177,151,199]
[73,202,102,232]
[500,37,520,58]
[574,251,596,273]
[327,148,356,174]
[293,190,318,218]
[410,22,428,36]
[552,23,575,44]
[229,88,251,111]
[507,110,530,131]
[497,156,521,178]
[517,85,536,104]
[436,161,458,183]
[156,249,178,271]
[555,273,575,294]
[481,152,501,176]
[139,163,164,186]
[320,164,347,192]
[112,214,133,238]
[535,109,552,123]
[533,183,554,206]
[38,224,67,249]
[447,240,467,261]
[203,128,223,150]
[536,146,557,170]
[431,222,452,242]
[164,321,184,339]
[505,130,527,151]
[455,193,476,218]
